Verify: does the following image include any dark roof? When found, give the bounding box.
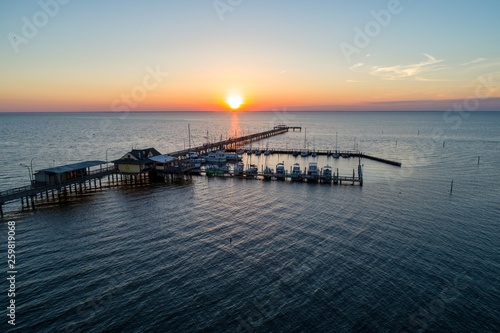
[36,160,107,174]
[112,148,162,164]
[128,148,161,159]
[113,160,149,165]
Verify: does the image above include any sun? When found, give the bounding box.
[225,94,243,110]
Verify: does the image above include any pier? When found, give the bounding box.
[224,148,402,167]
[0,125,403,216]
[0,163,115,216]
[168,125,296,158]
[197,163,363,186]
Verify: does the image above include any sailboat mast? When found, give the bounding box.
[188,124,191,150]
[304,128,307,148]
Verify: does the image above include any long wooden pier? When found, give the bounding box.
[169,126,296,158]
[224,148,402,167]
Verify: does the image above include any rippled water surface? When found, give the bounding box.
[0,111,499,332]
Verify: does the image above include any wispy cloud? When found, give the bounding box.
[369,54,443,80]
[460,57,487,66]
[415,76,453,82]
[349,54,447,80]
[349,63,364,70]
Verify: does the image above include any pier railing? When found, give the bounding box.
[0,166,116,204]
[169,127,292,158]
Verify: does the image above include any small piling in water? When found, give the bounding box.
[478,156,480,165]
[450,180,453,194]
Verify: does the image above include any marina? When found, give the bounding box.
[0,125,400,216]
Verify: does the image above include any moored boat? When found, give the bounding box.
[245,164,259,176]
[321,165,333,183]
[205,150,226,163]
[274,162,286,180]
[234,162,245,176]
[307,161,320,181]
[290,162,302,181]
[263,166,274,180]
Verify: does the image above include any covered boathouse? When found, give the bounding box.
[34,160,108,186]
[112,148,162,174]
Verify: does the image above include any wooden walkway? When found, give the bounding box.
[224,148,402,167]
[0,167,115,215]
[169,126,296,158]
[193,164,363,185]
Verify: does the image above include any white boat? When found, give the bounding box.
[301,150,309,157]
[290,162,302,181]
[307,161,320,180]
[225,152,241,161]
[264,149,270,156]
[321,165,333,183]
[234,162,245,176]
[332,151,340,158]
[275,162,286,179]
[254,149,261,156]
[311,150,317,157]
[263,166,274,180]
[205,151,226,163]
[245,164,259,175]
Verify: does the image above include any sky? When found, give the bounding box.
[1,0,500,112]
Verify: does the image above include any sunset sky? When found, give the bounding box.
[1,0,499,112]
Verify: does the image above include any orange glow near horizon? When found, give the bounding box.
[225,94,244,111]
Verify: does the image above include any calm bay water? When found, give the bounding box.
[0,111,499,332]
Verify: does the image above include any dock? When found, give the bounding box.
[168,125,296,158]
[196,164,363,186]
[0,124,404,216]
[223,148,401,167]
[0,163,115,216]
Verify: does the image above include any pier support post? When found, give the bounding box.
[0,204,3,217]
[30,196,35,210]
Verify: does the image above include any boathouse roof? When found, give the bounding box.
[35,160,107,175]
[112,147,162,165]
[148,155,176,163]
[128,148,161,159]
